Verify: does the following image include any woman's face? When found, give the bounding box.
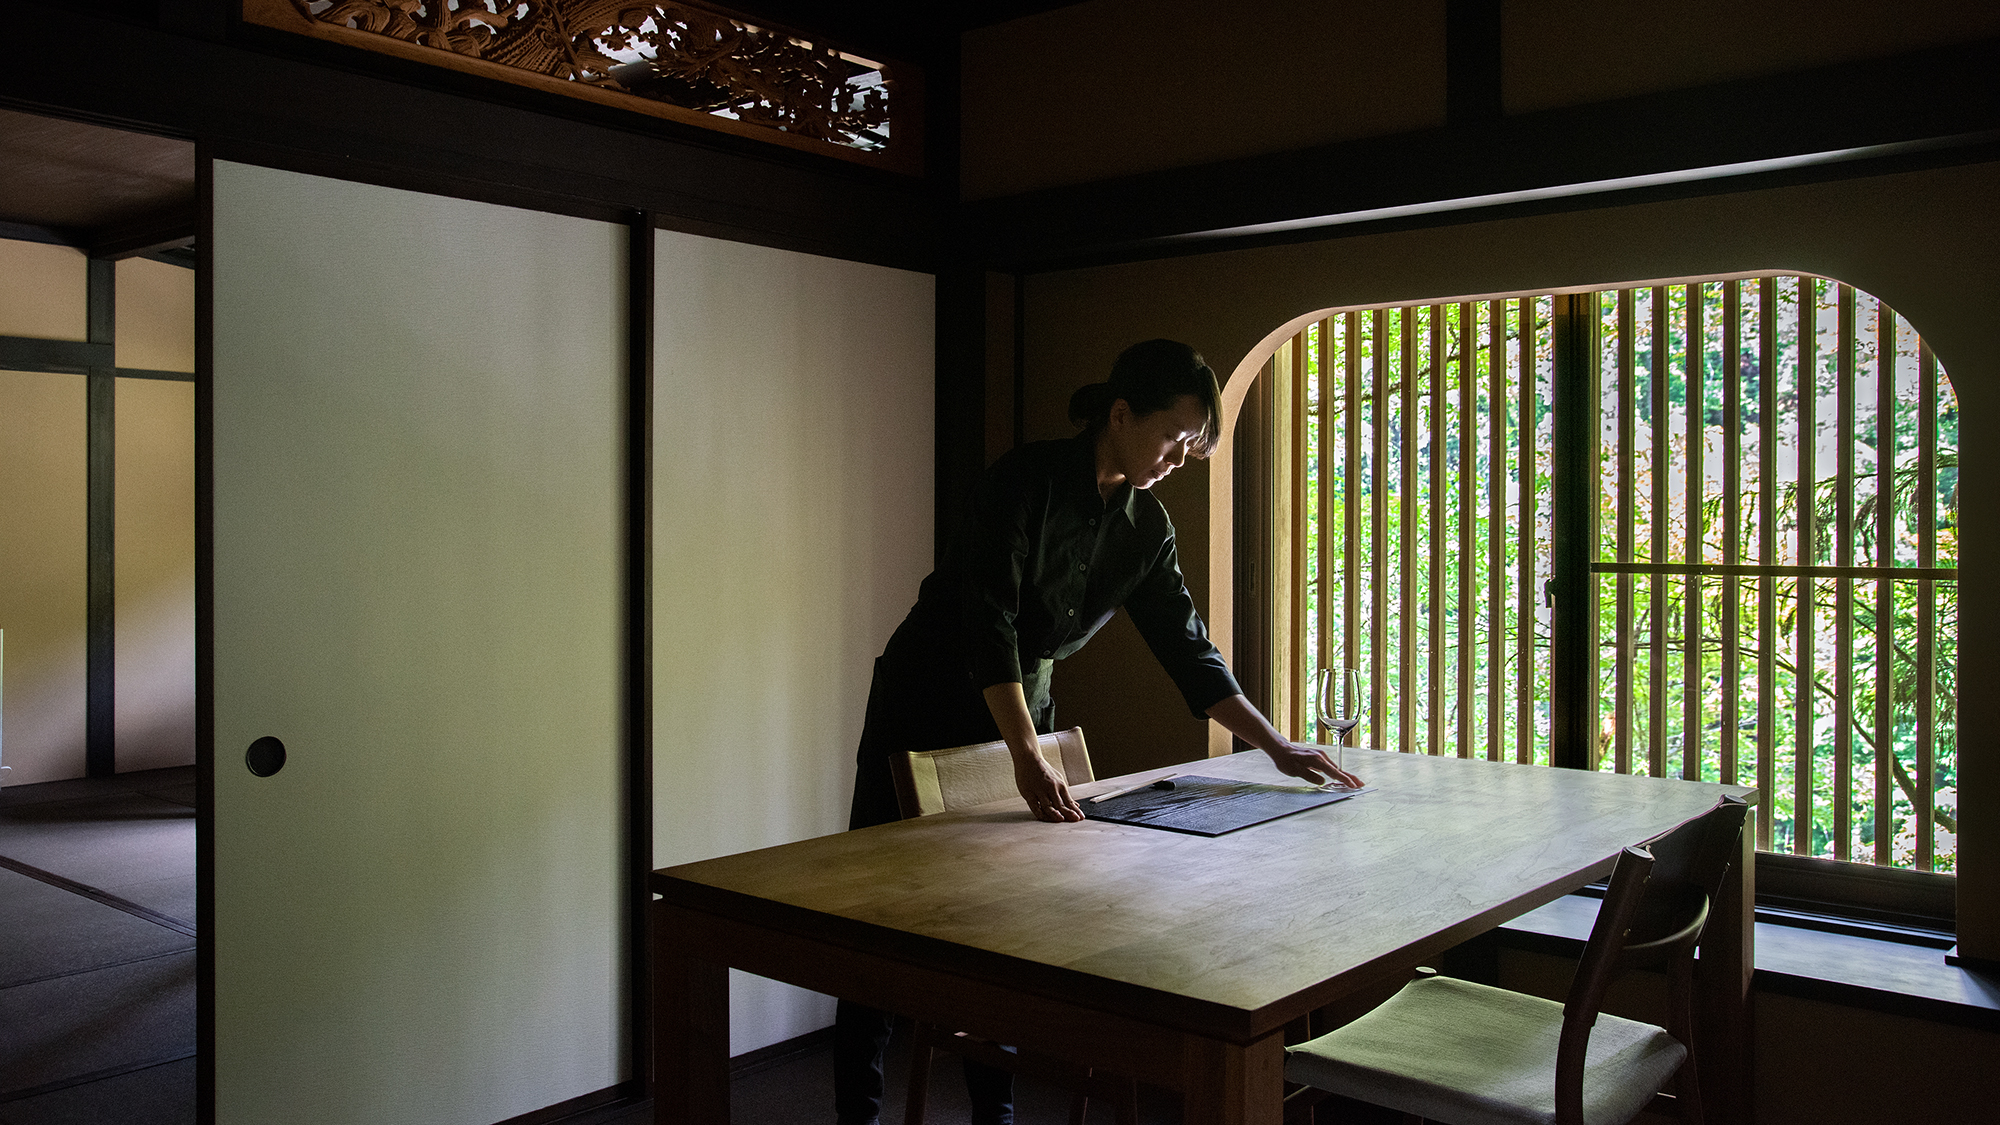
[1105,394,1212,491]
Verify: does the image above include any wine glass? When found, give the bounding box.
[1312,667,1367,780]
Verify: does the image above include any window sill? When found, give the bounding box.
[1497,894,2000,1034]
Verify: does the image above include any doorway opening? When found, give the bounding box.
[0,104,198,1120]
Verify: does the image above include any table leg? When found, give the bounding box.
[1697,810,1756,1125]
[653,902,730,1125]
[1180,1031,1285,1125]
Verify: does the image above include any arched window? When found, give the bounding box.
[1245,276,1957,879]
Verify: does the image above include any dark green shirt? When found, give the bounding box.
[891,433,1241,721]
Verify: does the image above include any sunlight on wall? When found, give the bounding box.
[116,377,196,771]
[0,240,86,340]
[116,257,196,373]
[0,368,86,785]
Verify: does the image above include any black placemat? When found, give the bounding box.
[1083,775,1367,836]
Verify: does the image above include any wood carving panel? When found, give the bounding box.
[279,0,900,159]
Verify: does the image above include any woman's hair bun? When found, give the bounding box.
[1067,381,1116,429]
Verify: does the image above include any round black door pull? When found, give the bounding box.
[246,736,287,777]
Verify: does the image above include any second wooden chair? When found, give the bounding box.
[1283,794,1750,1125]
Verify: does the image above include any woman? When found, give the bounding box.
[834,339,1363,1125]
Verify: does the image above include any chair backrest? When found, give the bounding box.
[892,727,1095,818]
[1555,795,1750,1124]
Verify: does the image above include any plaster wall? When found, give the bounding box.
[114,376,195,773]
[960,0,1446,199]
[961,0,2000,200]
[0,367,84,785]
[1502,0,2000,113]
[0,239,85,340]
[650,229,935,1055]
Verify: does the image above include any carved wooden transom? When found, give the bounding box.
[292,0,897,155]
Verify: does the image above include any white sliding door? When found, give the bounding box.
[211,162,625,1125]
[651,230,933,1054]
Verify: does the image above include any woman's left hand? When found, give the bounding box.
[1264,742,1364,790]
[1206,694,1365,790]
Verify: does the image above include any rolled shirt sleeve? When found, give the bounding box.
[1123,523,1243,718]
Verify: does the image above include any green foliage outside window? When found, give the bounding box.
[1296,278,1956,874]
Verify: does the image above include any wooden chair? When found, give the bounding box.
[1283,795,1750,1125]
[891,725,1096,817]
[890,727,1138,1125]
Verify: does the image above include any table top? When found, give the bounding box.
[653,748,1753,1042]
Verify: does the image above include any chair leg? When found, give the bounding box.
[903,1023,935,1125]
[1067,1090,1090,1125]
[1674,1060,1705,1125]
[1113,1075,1139,1125]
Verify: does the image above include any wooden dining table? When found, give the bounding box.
[650,747,1757,1125]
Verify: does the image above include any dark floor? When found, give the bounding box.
[0,769,1191,1124]
[643,1022,1188,1125]
[0,765,197,1125]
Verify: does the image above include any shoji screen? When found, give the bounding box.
[211,162,624,1124]
[650,230,934,1054]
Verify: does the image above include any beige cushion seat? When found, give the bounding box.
[1285,974,1687,1125]
[1282,796,1749,1125]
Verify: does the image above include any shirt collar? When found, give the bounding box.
[1068,432,1140,526]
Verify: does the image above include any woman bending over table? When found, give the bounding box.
[834,338,1363,1125]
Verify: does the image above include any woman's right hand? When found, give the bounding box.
[1013,751,1086,822]
[982,681,1086,822]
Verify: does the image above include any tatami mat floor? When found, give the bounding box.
[0,766,197,1125]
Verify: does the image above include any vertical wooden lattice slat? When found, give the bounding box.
[1873,299,1896,865]
[1429,306,1447,757]
[1344,314,1362,711]
[1487,301,1506,762]
[1721,281,1742,786]
[1459,304,1478,759]
[1615,290,1636,775]
[1400,308,1418,752]
[1794,276,1818,855]
[1516,299,1537,763]
[1916,342,1937,870]
[1317,320,1335,742]
[1683,284,1704,782]
[1834,284,1856,860]
[1290,331,1309,738]
[1649,287,1670,778]
[1757,278,1778,851]
[1371,309,1389,750]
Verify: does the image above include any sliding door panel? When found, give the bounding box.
[211,162,624,1125]
[650,230,933,1053]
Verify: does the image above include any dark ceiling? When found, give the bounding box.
[0,107,196,259]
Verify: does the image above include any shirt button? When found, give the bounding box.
[1088,518,1097,526]
[1078,562,1087,572]
[1067,608,1075,616]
